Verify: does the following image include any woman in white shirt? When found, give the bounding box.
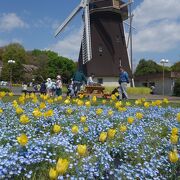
[87,73,95,86]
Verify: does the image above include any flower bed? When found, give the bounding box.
[0,93,179,179]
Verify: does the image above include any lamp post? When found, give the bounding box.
[8,60,16,90]
[160,59,169,96]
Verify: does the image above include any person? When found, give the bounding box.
[118,66,129,99]
[72,70,87,96]
[46,78,53,96]
[22,82,28,95]
[87,73,95,86]
[40,81,46,95]
[67,79,75,98]
[56,75,62,96]
[150,85,155,94]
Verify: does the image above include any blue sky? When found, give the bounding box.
[0,0,180,68]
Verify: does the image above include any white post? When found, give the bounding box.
[8,60,16,90]
[160,59,169,96]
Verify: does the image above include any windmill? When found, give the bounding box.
[55,0,133,85]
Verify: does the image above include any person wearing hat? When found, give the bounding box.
[118,66,129,99]
[56,75,62,96]
[46,78,53,96]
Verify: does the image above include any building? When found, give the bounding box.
[135,72,180,95]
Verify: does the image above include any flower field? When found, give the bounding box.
[0,92,179,179]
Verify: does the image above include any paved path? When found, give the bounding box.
[1,85,180,103]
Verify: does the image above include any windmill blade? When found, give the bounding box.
[55,0,85,37]
[82,0,92,64]
[119,0,133,9]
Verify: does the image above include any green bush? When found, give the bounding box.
[0,87,11,92]
[173,78,180,96]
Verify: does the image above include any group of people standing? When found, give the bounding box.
[21,65,129,100]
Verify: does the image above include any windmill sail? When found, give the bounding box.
[82,1,92,64]
[54,2,84,37]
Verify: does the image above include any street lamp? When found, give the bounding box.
[8,60,16,90]
[160,59,169,96]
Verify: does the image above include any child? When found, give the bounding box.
[67,80,74,98]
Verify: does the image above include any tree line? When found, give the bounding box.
[134,59,180,76]
[0,43,77,83]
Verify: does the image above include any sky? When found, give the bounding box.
[0,0,180,68]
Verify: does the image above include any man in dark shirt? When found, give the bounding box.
[118,66,129,99]
[73,70,87,96]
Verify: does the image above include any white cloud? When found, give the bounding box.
[49,26,83,60]
[132,0,180,53]
[0,13,28,32]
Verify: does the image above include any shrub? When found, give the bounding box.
[173,78,180,96]
[0,87,11,92]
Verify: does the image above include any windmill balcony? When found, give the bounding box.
[90,0,128,20]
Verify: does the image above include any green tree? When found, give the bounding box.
[135,59,170,76]
[1,43,26,82]
[171,61,180,72]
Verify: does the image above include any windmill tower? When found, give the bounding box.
[55,0,132,86]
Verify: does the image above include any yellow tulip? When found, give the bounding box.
[115,101,122,109]
[102,99,106,105]
[92,96,97,103]
[16,107,24,115]
[53,125,61,133]
[111,94,116,101]
[32,109,42,117]
[155,100,162,106]
[19,114,30,124]
[0,92,6,98]
[17,134,28,146]
[171,127,178,135]
[0,108,3,113]
[77,144,87,156]
[44,110,54,117]
[170,134,178,144]
[108,110,113,116]
[136,112,143,119]
[96,108,103,115]
[66,108,73,114]
[107,128,116,139]
[84,126,89,132]
[49,168,57,180]
[99,132,107,143]
[177,113,180,122]
[57,96,62,101]
[64,99,70,105]
[39,102,46,109]
[127,117,134,124]
[85,101,91,107]
[8,92,14,97]
[144,102,150,108]
[120,125,127,132]
[56,158,69,175]
[80,116,86,123]
[169,150,179,163]
[126,102,131,106]
[163,98,169,104]
[77,100,84,106]
[135,99,142,105]
[72,125,79,134]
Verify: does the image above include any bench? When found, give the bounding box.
[78,85,106,98]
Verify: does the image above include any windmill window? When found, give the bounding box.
[98,46,103,53]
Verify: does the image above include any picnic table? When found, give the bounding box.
[78,85,110,98]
